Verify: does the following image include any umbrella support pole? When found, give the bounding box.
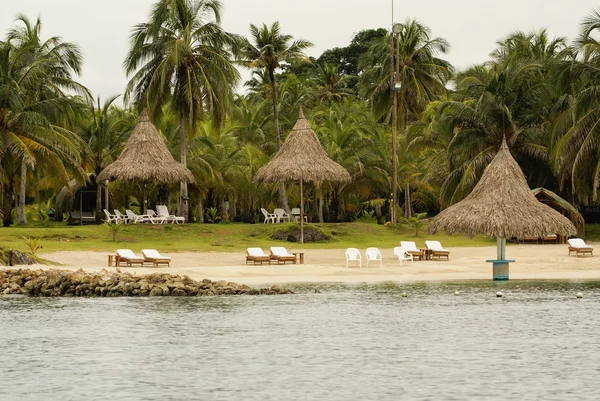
[300,178,304,244]
[486,238,513,281]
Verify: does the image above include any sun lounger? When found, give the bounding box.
[260,208,276,224]
[125,209,150,224]
[103,209,120,224]
[542,234,558,244]
[114,210,129,224]
[345,248,361,268]
[400,241,424,260]
[522,236,539,244]
[394,246,413,265]
[115,249,145,267]
[156,205,185,224]
[424,240,450,260]
[141,249,171,267]
[291,208,308,222]
[246,248,271,265]
[567,238,593,257]
[365,247,382,267]
[269,247,297,264]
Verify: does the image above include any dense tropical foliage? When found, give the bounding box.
[3,1,600,226]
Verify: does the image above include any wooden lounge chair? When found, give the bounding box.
[522,236,539,244]
[345,248,361,268]
[365,247,382,267]
[567,238,593,257]
[269,247,297,264]
[142,249,171,267]
[424,240,450,260]
[542,234,558,244]
[115,249,145,267]
[394,246,413,266]
[246,248,271,265]
[400,241,424,260]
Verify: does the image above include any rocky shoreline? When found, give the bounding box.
[0,268,293,297]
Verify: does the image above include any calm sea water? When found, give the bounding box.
[1,281,599,401]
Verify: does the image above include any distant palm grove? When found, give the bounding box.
[3,0,600,227]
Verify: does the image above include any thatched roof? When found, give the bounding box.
[254,107,351,183]
[532,187,584,237]
[429,140,576,238]
[96,111,194,184]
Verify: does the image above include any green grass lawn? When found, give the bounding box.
[0,221,497,254]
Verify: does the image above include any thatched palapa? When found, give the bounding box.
[254,107,350,243]
[253,107,351,184]
[429,139,576,239]
[96,111,194,184]
[532,187,584,237]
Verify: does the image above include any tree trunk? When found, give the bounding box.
[178,111,189,220]
[269,68,291,213]
[3,179,14,227]
[95,179,103,224]
[317,185,324,223]
[17,162,27,225]
[404,183,412,219]
[197,192,204,223]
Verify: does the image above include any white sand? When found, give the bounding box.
[31,243,600,285]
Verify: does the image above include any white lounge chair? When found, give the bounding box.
[567,238,593,257]
[269,247,297,264]
[345,248,361,268]
[400,241,425,260]
[394,246,414,265]
[115,249,145,267]
[273,208,290,223]
[424,240,450,260]
[146,209,167,224]
[156,205,185,224]
[114,210,129,224]
[246,248,271,264]
[125,209,151,224]
[103,209,120,224]
[141,249,171,267]
[365,247,382,267]
[260,208,276,224]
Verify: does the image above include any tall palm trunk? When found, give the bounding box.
[317,184,324,223]
[3,176,14,227]
[179,111,189,220]
[17,161,27,225]
[95,181,102,224]
[269,68,290,213]
[197,191,204,223]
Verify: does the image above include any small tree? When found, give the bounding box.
[22,237,43,259]
[103,222,123,242]
[404,212,428,237]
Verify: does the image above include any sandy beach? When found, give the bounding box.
[32,243,600,285]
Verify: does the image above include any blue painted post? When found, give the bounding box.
[487,237,513,280]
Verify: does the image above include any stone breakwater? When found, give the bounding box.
[0,269,293,297]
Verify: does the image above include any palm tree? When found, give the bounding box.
[124,0,240,219]
[240,21,312,212]
[78,97,137,222]
[0,15,86,226]
[311,63,355,104]
[358,19,452,218]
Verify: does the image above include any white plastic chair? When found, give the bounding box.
[394,246,413,265]
[365,247,382,267]
[114,210,129,224]
[103,209,120,224]
[273,208,290,223]
[291,207,308,222]
[156,205,185,224]
[260,208,276,224]
[345,248,362,268]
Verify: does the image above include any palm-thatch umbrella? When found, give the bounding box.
[96,111,194,213]
[531,187,585,237]
[429,139,576,280]
[254,106,351,243]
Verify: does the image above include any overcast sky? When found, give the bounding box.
[2,0,599,103]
